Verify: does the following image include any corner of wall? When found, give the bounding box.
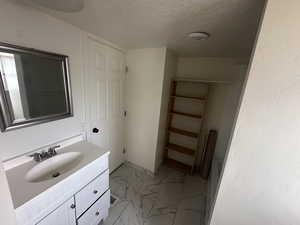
[154,49,178,172]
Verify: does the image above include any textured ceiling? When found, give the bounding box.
[21,0,265,57]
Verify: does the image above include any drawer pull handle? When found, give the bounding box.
[70,204,76,209]
[93,190,98,194]
[95,211,100,216]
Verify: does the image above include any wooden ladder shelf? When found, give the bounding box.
[163,80,208,174]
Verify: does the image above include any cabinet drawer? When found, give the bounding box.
[75,170,109,217]
[77,190,110,225]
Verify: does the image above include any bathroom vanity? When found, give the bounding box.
[4,141,110,225]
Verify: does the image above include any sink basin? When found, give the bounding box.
[25,152,82,182]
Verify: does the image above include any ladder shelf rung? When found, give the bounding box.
[164,158,192,174]
[171,111,202,119]
[171,95,206,101]
[169,127,198,138]
[166,143,195,156]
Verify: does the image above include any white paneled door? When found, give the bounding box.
[85,37,125,172]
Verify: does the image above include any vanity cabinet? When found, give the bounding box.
[10,142,110,225]
[37,198,76,225]
[36,170,110,225]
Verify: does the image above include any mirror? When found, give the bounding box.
[0,43,73,132]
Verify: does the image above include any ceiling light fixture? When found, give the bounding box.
[30,0,84,12]
[188,32,210,40]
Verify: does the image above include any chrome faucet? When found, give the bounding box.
[30,145,60,162]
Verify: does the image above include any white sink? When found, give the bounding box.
[25,152,82,182]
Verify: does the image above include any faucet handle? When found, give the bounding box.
[29,152,42,162]
[48,145,60,156]
[40,151,49,159]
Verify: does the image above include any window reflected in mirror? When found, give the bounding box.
[0,43,72,131]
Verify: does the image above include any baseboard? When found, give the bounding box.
[124,161,156,177]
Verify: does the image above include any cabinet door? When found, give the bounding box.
[37,198,76,225]
[77,190,110,225]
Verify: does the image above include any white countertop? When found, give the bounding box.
[5,141,109,209]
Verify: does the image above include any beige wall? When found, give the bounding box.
[125,48,167,173]
[210,1,300,224]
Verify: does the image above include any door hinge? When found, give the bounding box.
[124,110,127,117]
[123,148,126,154]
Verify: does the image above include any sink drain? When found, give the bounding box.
[52,172,60,178]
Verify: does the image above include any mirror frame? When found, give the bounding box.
[0,42,73,132]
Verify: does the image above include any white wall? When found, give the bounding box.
[0,0,85,160]
[155,50,177,171]
[177,57,246,82]
[125,48,167,173]
[210,1,300,224]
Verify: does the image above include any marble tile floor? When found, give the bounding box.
[104,163,207,225]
